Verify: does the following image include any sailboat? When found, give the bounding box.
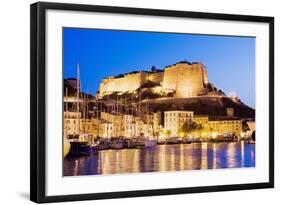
[110,95,124,149]
[68,64,98,156]
[135,93,156,148]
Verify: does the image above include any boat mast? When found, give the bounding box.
[83,91,86,133]
[96,99,100,138]
[124,96,127,137]
[113,99,115,138]
[76,63,80,135]
[106,94,109,138]
[65,87,68,137]
[146,101,149,137]
[116,93,120,138]
[139,87,141,117]
[86,85,88,119]
[65,87,68,113]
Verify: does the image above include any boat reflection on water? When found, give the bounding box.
[64,141,255,176]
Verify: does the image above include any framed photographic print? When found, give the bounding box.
[30,1,274,203]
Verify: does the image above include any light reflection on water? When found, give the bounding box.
[64,141,255,176]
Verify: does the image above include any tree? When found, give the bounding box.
[196,124,204,138]
[154,131,160,140]
[179,122,201,137]
[242,121,250,132]
[165,130,172,137]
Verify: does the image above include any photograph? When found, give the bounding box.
[63,28,256,176]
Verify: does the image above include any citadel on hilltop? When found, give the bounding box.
[99,61,223,98]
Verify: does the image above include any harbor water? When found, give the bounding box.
[64,141,255,176]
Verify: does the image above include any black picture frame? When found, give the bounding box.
[30,1,274,203]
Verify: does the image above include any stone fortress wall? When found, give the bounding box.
[100,71,147,94]
[99,61,208,98]
[147,71,164,84]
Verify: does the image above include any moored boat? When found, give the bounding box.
[68,134,98,156]
[166,136,182,144]
[98,139,110,150]
[182,137,192,144]
[124,139,137,148]
[111,140,124,149]
[135,137,157,148]
[144,139,157,148]
[246,139,255,144]
[135,140,145,148]
[157,139,166,145]
[69,141,96,156]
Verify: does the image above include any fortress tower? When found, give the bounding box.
[162,61,208,98]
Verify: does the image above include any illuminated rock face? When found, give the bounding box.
[99,62,208,97]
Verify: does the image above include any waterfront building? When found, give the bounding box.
[100,112,141,138]
[123,114,134,138]
[64,111,98,143]
[134,116,143,137]
[140,113,153,124]
[140,123,153,138]
[99,122,113,138]
[100,112,122,137]
[80,118,97,136]
[193,115,209,128]
[164,111,194,136]
[153,112,162,136]
[64,111,81,136]
[207,117,242,138]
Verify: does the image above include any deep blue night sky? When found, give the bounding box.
[63,28,255,108]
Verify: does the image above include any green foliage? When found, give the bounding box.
[179,122,203,136]
[242,121,250,132]
[165,130,172,137]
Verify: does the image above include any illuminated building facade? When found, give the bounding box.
[64,111,81,135]
[193,115,209,128]
[207,118,242,137]
[164,111,194,135]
